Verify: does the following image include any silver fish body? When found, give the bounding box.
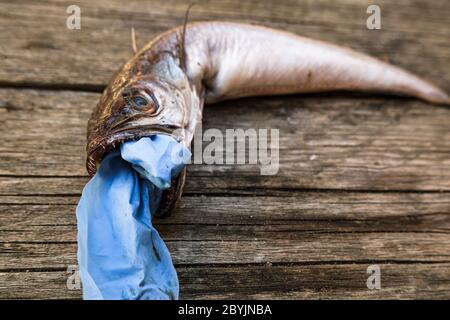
[86,22,449,217]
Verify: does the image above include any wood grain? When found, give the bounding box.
[2,263,450,299]
[0,0,449,91]
[1,192,450,238]
[0,0,449,299]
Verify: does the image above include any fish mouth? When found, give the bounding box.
[86,125,181,176]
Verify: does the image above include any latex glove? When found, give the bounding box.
[76,135,191,300]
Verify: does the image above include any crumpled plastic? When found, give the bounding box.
[76,135,191,300]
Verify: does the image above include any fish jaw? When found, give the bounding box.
[86,125,182,176]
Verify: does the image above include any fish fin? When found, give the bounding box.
[178,3,195,71]
[131,27,138,53]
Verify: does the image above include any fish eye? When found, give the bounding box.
[131,95,148,107]
[123,90,159,114]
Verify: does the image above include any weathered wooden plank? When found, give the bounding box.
[1,219,449,243]
[0,0,449,90]
[180,263,450,299]
[1,89,450,191]
[1,231,449,270]
[0,192,449,242]
[2,192,447,298]
[1,263,450,299]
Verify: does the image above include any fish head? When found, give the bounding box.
[86,53,202,176]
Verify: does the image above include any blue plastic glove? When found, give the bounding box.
[76,135,191,300]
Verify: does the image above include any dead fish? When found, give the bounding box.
[86,22,450,217]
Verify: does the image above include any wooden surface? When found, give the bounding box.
[1,0,449,299]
